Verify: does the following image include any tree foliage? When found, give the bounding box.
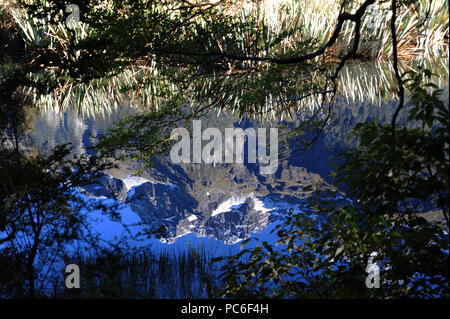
[216,70,449,298]
[0,23,117,298]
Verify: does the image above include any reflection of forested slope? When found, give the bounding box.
[28,84,445,184]
[289,79,449,180]
[275,98,404,181]
[28,107,138,156]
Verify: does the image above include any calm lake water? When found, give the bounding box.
[27,61,449,245]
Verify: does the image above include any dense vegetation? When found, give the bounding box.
[1,0,448,298]
[217,70,449,298]
[47,248,221,298]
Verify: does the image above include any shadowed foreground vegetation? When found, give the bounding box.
[1,248,222,299]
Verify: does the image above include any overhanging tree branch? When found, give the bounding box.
[391,0,405,131]
[153,0,376,65]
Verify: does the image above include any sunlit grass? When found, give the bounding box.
[244,0,449,60]
[7,0,448,60]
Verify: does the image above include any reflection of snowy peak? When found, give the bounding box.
[193,195,274,244]
[31,107,338,245]
[126,181,197,240]
[80,166,315,244]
